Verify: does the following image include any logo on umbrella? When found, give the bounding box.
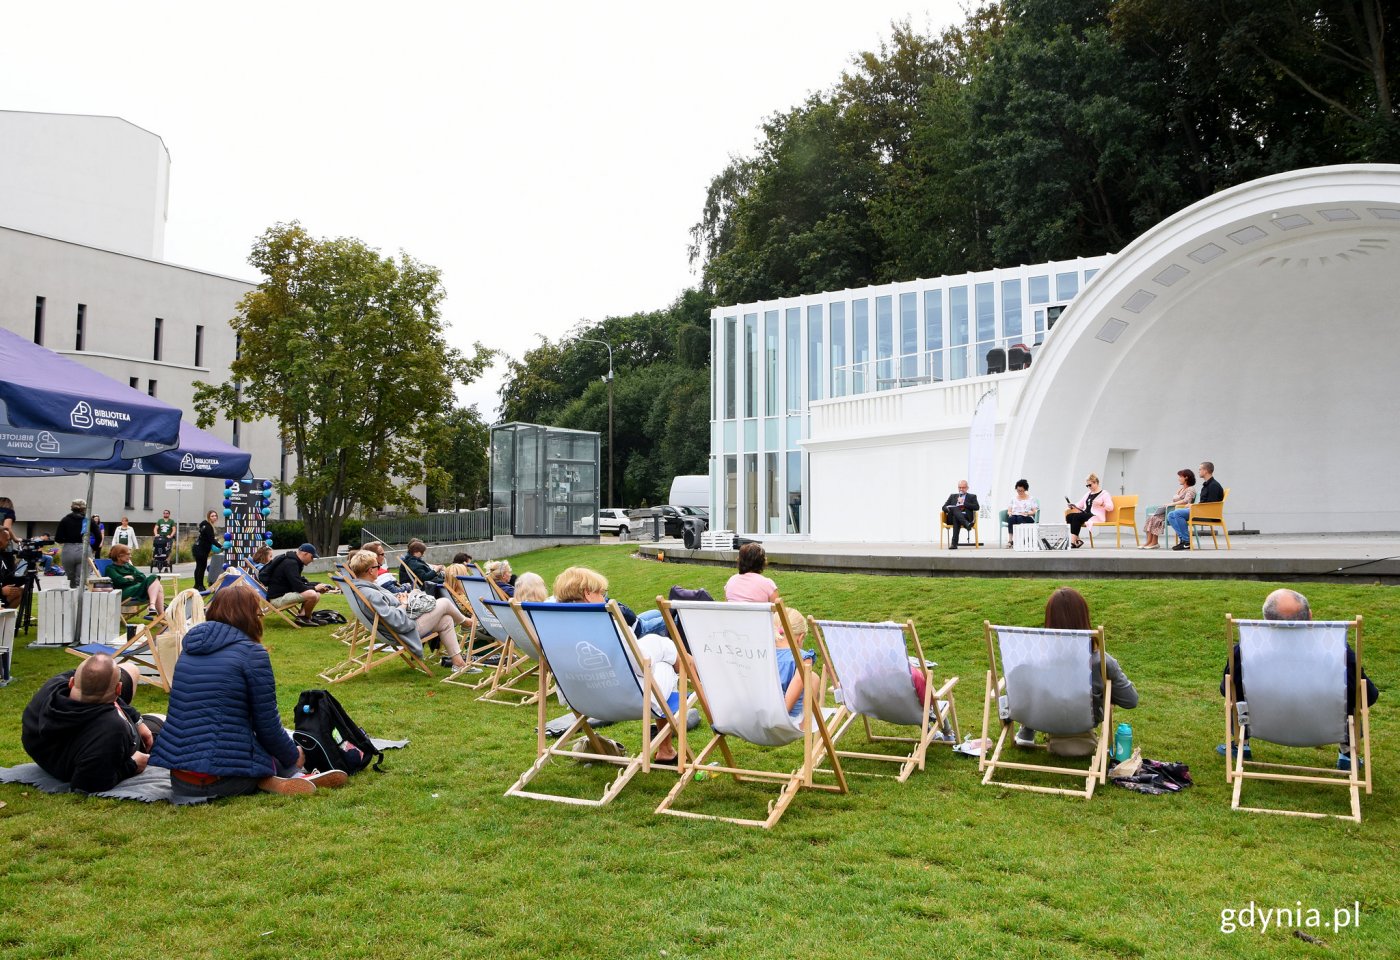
[69,402,94,429]
[180,453,196,473]
[36,431,61,454]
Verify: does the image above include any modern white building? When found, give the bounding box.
[0,110,292,536]
[710,164,1400,540]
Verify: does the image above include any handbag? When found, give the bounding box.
[403,589,437,619]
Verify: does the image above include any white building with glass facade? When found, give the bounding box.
[710,164,1400,541]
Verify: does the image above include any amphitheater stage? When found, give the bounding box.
[635,533,1400,584]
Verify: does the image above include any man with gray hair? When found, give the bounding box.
[53,498,89,589]
[20,654,156,791]
[1218,588,1379,770]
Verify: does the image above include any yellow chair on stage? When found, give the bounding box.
[1087,494,1140,548]
[1185,488,1231,550]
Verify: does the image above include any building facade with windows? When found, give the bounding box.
[0,111,292,536]
[710,164,1400,541]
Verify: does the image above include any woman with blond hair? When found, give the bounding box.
[485,559,514,597]
[1065,473,1114,549]
[346,550,471,672]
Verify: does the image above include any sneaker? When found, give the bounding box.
[293,615,317,627]
[1216,741,1252,760]
[301,770,349,789]
[1014,729,1036,748]
[258,775,316,796]
[1337,752,1364,772]
[1172,543,1189,551]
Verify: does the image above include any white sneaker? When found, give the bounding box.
[1014,729,1036,748]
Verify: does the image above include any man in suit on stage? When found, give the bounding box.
[942,480,979,549]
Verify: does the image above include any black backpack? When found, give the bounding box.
[292,689,383,774]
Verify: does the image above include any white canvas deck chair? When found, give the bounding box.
[318,575,434,684]
[809,618,960,782]
[505,600,691,806]
[477,597,547,705]
[67,588,205,692]
[655,599,848,828]
[0,609,17,687]
[979,621,1113,799]
[448,575,514,690]
[211,563,301,629]
[1224,616,1371,822]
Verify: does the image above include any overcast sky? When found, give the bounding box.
[5,1,961,417]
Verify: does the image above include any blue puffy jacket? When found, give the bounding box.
[149,621,300,777]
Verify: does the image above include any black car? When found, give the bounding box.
[664,505,708,540]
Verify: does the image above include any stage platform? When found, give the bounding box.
[636,533,1400,584]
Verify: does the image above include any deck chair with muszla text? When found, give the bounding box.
[318,575,435,684]
[979,622,1113,799]
[505,600,692,806]
[1224,616,1372,822]
[655,599,848,828]
[67,588,205,692]
[809,618,960,783]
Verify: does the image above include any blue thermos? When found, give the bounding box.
[1112,722,1133,762]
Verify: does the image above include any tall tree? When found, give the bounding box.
[194,222,491,552]
[427,406,491,511]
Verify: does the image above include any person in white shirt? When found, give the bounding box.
[111,517,140,552]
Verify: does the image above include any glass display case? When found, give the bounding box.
[490,422,600,538]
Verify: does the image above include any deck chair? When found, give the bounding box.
[655,599,848,828]
[979,621,1113,799]
[0,608,16,686]
[318,575,435,684]
[1186,488,1231,550]
[211,564,302,629]
[1087,494,1139,547]
[1223,616,1371,822]
[505,600,691,806]
[809,618,960,782]
[88,557,146,622]
[476,598,546,705]
[449,576,515,689]
[66,588,205,692]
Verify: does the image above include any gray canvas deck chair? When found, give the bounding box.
[809,618,960,782]
[449,575,514,690]
[319,575,434,684]
[1224,616,1372,822]
[979,622,1113,799]
[505,600,691,807]
[655,599,848,828]
[477,597,547,705]
[210,563,301,629]
[67,588,205,692]
[0,609,16,686]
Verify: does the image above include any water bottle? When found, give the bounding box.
[1112,722,1133,762]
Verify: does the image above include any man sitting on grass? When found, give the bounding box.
[1218,588,1379,771]
[20,655,157,793]
[258,542,332,626]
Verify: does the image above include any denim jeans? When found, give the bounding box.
[634,609,670,638]
[1167,508,1191,544]
[169,757,302,804]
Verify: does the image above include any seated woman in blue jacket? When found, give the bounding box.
[149,586,349,800]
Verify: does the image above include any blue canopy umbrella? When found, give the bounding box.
[0,422,252,480]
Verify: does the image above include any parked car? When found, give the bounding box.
[582,508,633,537]
[663,505,707,540]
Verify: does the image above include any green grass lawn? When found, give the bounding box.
[2,544,1396,959]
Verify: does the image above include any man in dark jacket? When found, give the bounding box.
[941,480,979,549]
[1169,460,1223,550]
[21,655,154,792]
[257,542,331,626]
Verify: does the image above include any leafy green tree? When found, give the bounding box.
[194,222,491,552]
[427,406,491,511]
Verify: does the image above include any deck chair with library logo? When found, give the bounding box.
[211,564,302,629]
[449,575,514,689]
[979,622,1113,799]
[318,574,435,684]
[67,588,205,692]
[655,599,848,828]
[477,597,548,705]
[809,618,960,782]
[1223,616,1371,822]
[505,600,691,807]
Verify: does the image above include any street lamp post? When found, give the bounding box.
[578,338,614,508]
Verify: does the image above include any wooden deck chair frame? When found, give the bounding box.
[212,564,303,629]
[1186,487,1231,550]
[1223,615,1370,822]
[504,599,692,807]
[1086,494,1140,548]
[938,510,980,549]
[318,575,435,683]
[654,598,848,828]
[475,597,544,705]
[809,618,960,782]
[66,588,204,692]
[448,575,514,689]
[978,620,1113,799]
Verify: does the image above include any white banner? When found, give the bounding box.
[967,388,997,510]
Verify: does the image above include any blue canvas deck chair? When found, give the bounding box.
[1224,616,1371,822]
[449,575,515,690]
[319,575,435,684]
[478,597,548,706]
[979,622,1113,799]
[809,618,960,782]
[88,557,146,623]
[505,600,692,807]
[655,599,848,828]
[67,588,205,692]
[210,563,301,629]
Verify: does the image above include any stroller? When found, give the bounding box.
[150,534,173,573]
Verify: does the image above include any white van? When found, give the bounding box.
[668,475,708,510]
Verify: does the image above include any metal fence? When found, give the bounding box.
[360,508,497,548]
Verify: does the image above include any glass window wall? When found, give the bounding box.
[724,315,736,419]
[1001,279,1023,346]
[744,453,758,533]
[949,286,968,380]
[852,299,869,394]
[765,452,780,533]
[764,310,778,416]
[829,302,846,397]
[975,282,995,374]
[743,313,757,418]
[1056,271,1079,300]
[1029,275,1050,304]
[875,295,893,390]
[785,307,801,414]
[924,289,943,382]
[807,304,823,402]
[899,292,917,380]
[786,451,802,534]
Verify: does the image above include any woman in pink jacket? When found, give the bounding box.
[1065,473,1113,548]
